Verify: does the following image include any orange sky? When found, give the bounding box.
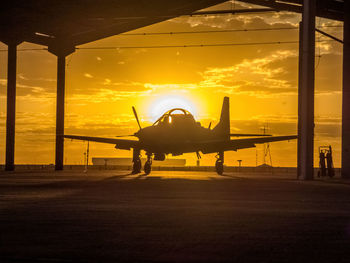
[0,1,344,167]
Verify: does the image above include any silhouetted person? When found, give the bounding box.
[318,151,326,177]
[326,150,335,178]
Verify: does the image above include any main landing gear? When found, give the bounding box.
[215,152,224,175]
[132,148,141,174]
[132,149,153,175]
[144,153,152,175]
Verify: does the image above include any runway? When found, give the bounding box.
[1,170,350,262]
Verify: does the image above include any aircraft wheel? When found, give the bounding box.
[215,160,224,175]
[132,159,141,174]
[144,161,152,175]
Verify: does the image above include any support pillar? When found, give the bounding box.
[342,1,350,178]
[5,43,18,171]
[49,44,75,171]
[55,54,66,170]
[297,0,316,180]
[297,21,303,179]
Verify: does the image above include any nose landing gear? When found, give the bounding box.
[215,152,224,175]
[144,153,153,175]
[132,148,141,174]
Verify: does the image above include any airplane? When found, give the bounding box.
[64,97,297,175]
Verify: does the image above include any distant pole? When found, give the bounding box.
[84,141,89,172]
[87,141,90,167]
[266,144,273,167]
[261,123,269,165]
[263,125,266,165]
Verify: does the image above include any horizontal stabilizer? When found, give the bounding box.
[196,135,297,154]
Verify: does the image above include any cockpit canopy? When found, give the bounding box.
[153,108,196,126]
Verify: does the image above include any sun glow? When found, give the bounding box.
[149,95,197,121]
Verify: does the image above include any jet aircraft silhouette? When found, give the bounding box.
[64,97,297,175]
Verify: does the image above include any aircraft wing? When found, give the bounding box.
[230,133,272,137]
[64,135,139,150]
[200,135,297,154]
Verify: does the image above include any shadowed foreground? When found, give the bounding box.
[0,170,350,262]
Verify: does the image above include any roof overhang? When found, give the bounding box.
[0,0,344,52]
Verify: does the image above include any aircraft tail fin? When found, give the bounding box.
[213,96,230,140]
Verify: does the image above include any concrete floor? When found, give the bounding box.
[0,170,350,262]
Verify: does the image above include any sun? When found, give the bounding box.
[149,95,197,121]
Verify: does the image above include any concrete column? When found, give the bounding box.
[49,43,74,171]
[55,54,66,170]
[342,1,350,178]
[5,43,17,171]
[297,0,316,180]
[297,21,303,179]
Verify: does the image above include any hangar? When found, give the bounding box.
[0,0,347,179]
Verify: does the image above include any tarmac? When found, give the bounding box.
[1,170,350,262]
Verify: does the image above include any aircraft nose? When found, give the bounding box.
[134,127,149,140]
[134,130,141,138]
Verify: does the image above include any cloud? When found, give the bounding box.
[18,73,29,80]
[174,8,300,29]
[97,78,157,94]
[68,87,153,104]
[197,50,298,97]
[101,80,153,92]
[0,78,55,101]
[84,73,93,78]
[72,45,340,100]
[0,112,55,132]
[144,83,197,91]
